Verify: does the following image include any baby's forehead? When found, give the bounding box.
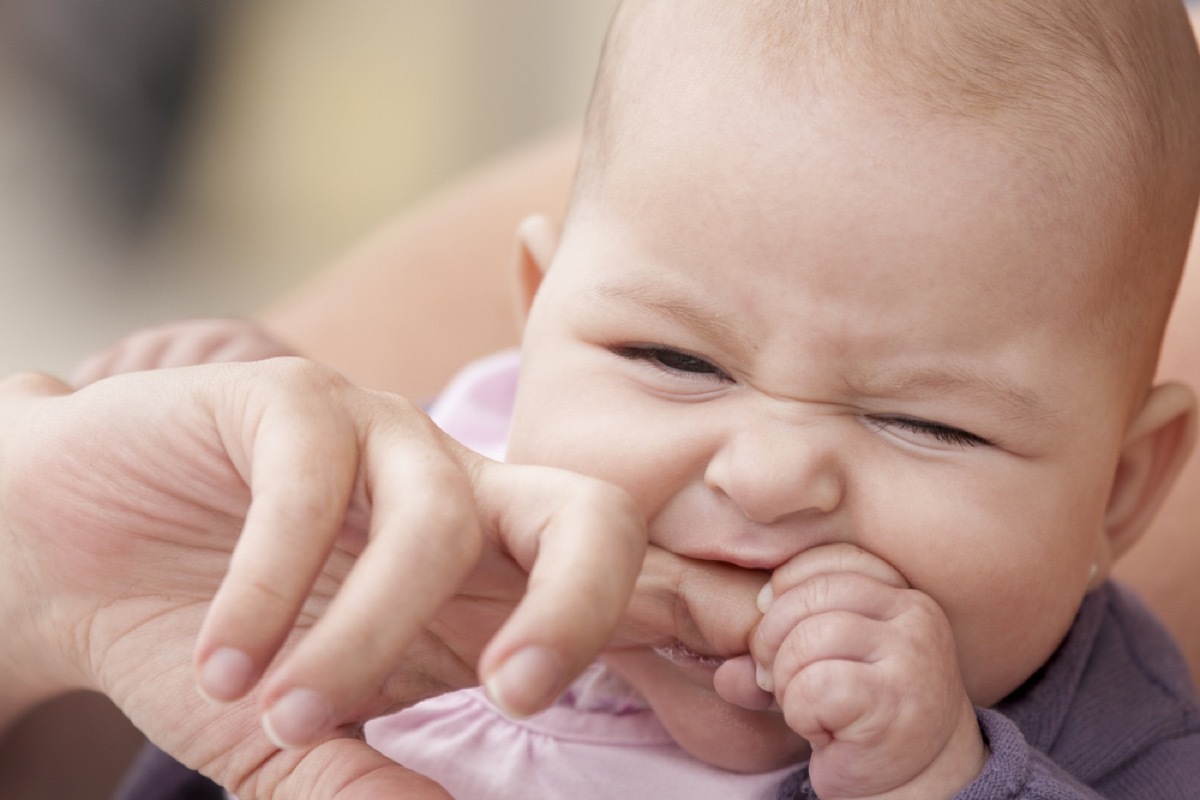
[596,0,1191,197]
[580,0,1198,390]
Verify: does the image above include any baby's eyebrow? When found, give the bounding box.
[852,367,1061,428]
[594,280,755,360]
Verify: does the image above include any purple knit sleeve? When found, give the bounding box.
[962,708,1200,799]
[774,710,1067,799]
[777,708,1200,799]
[955,709,1099,799]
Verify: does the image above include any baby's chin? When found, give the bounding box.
[603,648,811,773]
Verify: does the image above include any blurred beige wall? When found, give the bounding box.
[171,0,618,286]
[0,8,619,797]
[0,0,618,377]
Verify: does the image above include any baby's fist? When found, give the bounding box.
[752,544,985,799]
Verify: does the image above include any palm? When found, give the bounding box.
[3,376,476,797]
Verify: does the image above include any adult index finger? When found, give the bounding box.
[193,363,360,704]
[471,461,648,718]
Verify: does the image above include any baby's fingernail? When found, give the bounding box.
[756,583,774,613]
[198,648,255,703]
[755,663,775,693]
[262,689,334,749]
[484,646,565,719]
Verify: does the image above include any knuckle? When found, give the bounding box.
[265,356,349,395]
[229,571,299,621]
[263,476,348,531]
[567,478,646,543]
[575,477,637,514]
[1,371,70,396]
[400,484,483,564]
[792,661,846,716]
[801,572,837,612]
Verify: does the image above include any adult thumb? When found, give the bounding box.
[620,547,766,657]
[226,736,454,800]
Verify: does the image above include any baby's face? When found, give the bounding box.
[507,85,1134,770]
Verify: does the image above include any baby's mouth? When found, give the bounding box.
[652,640,726,669]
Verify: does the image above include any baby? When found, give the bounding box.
[373,0,1200,797]
[83,0,1200,798]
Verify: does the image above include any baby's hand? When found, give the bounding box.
[72,317,297,386]
[752,544,986,800]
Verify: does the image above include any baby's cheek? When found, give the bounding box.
[945,581,1082,707]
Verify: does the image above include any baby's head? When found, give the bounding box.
[506,0,1200,772]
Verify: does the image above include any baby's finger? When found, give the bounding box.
[752,571,910,677]
[760,542,907,611]
[255,432,484,748]
[194,375,359,705]
[107,329,177,376]
[70,329,171,386]
[70,351,115,387]
[210,335,298,364]
[156,326,243,368]
[473,461,648,717]
[777,659,878,749]
[158,320,295,368]
[767,610,890,695]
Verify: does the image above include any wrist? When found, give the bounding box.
[0,374,87,732]
[876,705,988,800]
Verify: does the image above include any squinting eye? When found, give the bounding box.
[612,345,731,381]
[869,416,990,448]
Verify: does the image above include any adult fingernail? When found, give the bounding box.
[756,583,774,613]
[484,646,565,719]
[262,689,334,749]
[198,648,255,703]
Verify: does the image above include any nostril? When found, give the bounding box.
[704,434,845,525]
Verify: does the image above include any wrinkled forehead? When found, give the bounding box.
[586,91,1106,336]
[582,8,1117,297]
[572,0,1185,399]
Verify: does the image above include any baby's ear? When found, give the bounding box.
[511,213,560,321]
[1101,382,1197,565]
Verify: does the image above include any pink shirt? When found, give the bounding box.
[364,351,795,797]
[367,666,792,799]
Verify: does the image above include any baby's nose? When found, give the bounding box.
[703,418,844,526]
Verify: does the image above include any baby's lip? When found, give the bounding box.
[652,640,727,669]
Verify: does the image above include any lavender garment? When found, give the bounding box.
[779,582,1200,799]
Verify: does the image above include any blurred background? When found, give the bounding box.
[0,0,618,377]
[0,1,617,797]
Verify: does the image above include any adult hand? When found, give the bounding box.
[0,360,761,798]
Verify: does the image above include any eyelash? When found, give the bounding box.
[611,345,732,382]
[868,416,990,448]
[612,346,990,447]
